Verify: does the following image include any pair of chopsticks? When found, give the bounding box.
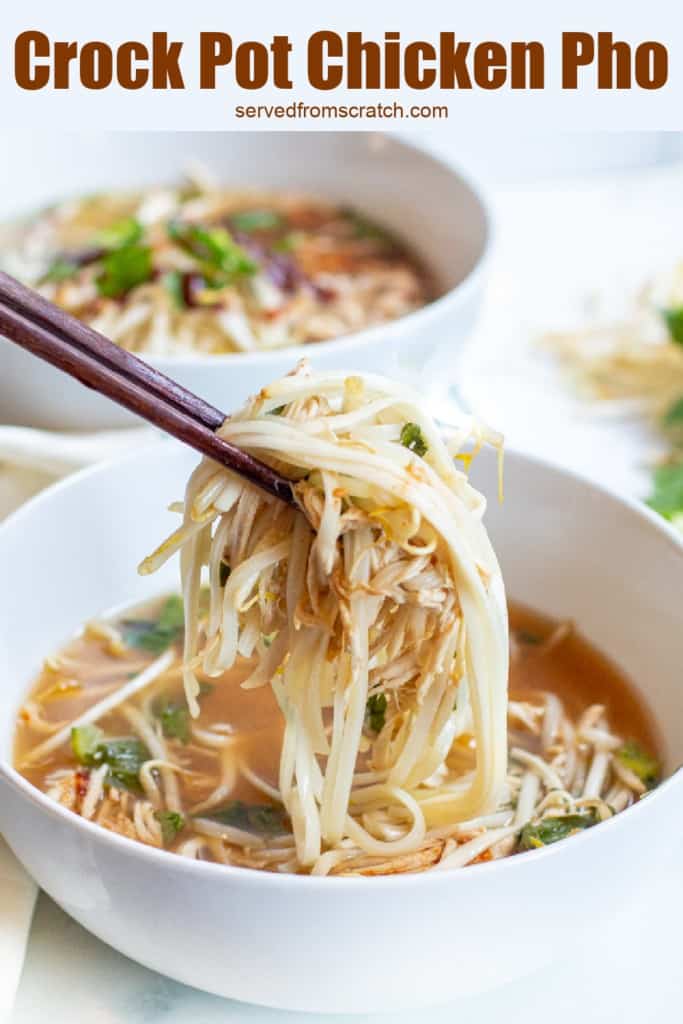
[0,272,295,504]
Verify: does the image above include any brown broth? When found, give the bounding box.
[14,597,662,856]
[14,598,284,816]
[508,603,659,753]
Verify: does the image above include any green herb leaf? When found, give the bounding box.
[71,724,104,762]
[230,210,284,233]
[97,738,150,792]
[153,695,190,744]
[158,595,185,631]
[365,693,387,734]
[96,244,153,299]
[343,209,391,243]
[400,422,428,458]
[520,811,598,850]
[662,396,683,430]
[663,306,683,346]
[206,800,289,836]
[155,810,185,846]
[163,269,186,308]
[71,729,150,793]
[616,741,660,788]
[96,217,143,250]
[41,258,79,283]
[168,221,256,284]
[646,462,683,521]
[122,596,185,655]
[271,234,298,254]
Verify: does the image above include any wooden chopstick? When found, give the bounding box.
[0,272,295,505]
[0,271,226,430]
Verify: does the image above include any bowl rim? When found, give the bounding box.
[0,133,494,370]
[1,443,681,891]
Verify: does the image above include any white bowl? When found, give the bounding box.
[0,132,490,430]
[1,444,682,1012]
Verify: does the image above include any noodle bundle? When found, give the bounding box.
[141,362,509,869]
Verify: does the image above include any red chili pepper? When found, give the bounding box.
[75,768,91,802]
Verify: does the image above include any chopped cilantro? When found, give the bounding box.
[365,693,387,734]
[646,462,683,522]
[153,695,190,744]
[41,258,79,283]
[159,595,185,630]
[98,738,149,791]
[167,221,256,284]
[520,811,598,850]
[163,269,186,308]
[662,396,683,430]
[155,810,185,846]
[400,422,428,458]
[616,741,660,789]
[71,728,149,793]
[96,244,153,299]
[206,800,289,836]
[71,723,103,762]
[230,209,284,233]
[271,234,298,253]
[663,306,683,346]
[343,209,391,243]
[122,595,185,654]
[96,217,143,250]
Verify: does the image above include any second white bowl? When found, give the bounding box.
[0,132,490,430]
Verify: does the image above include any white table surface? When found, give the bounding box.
[6,159,683,1022]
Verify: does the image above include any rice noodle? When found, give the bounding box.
[144,363,509,869]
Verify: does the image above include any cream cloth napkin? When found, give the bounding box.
[0,424,153,1018]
